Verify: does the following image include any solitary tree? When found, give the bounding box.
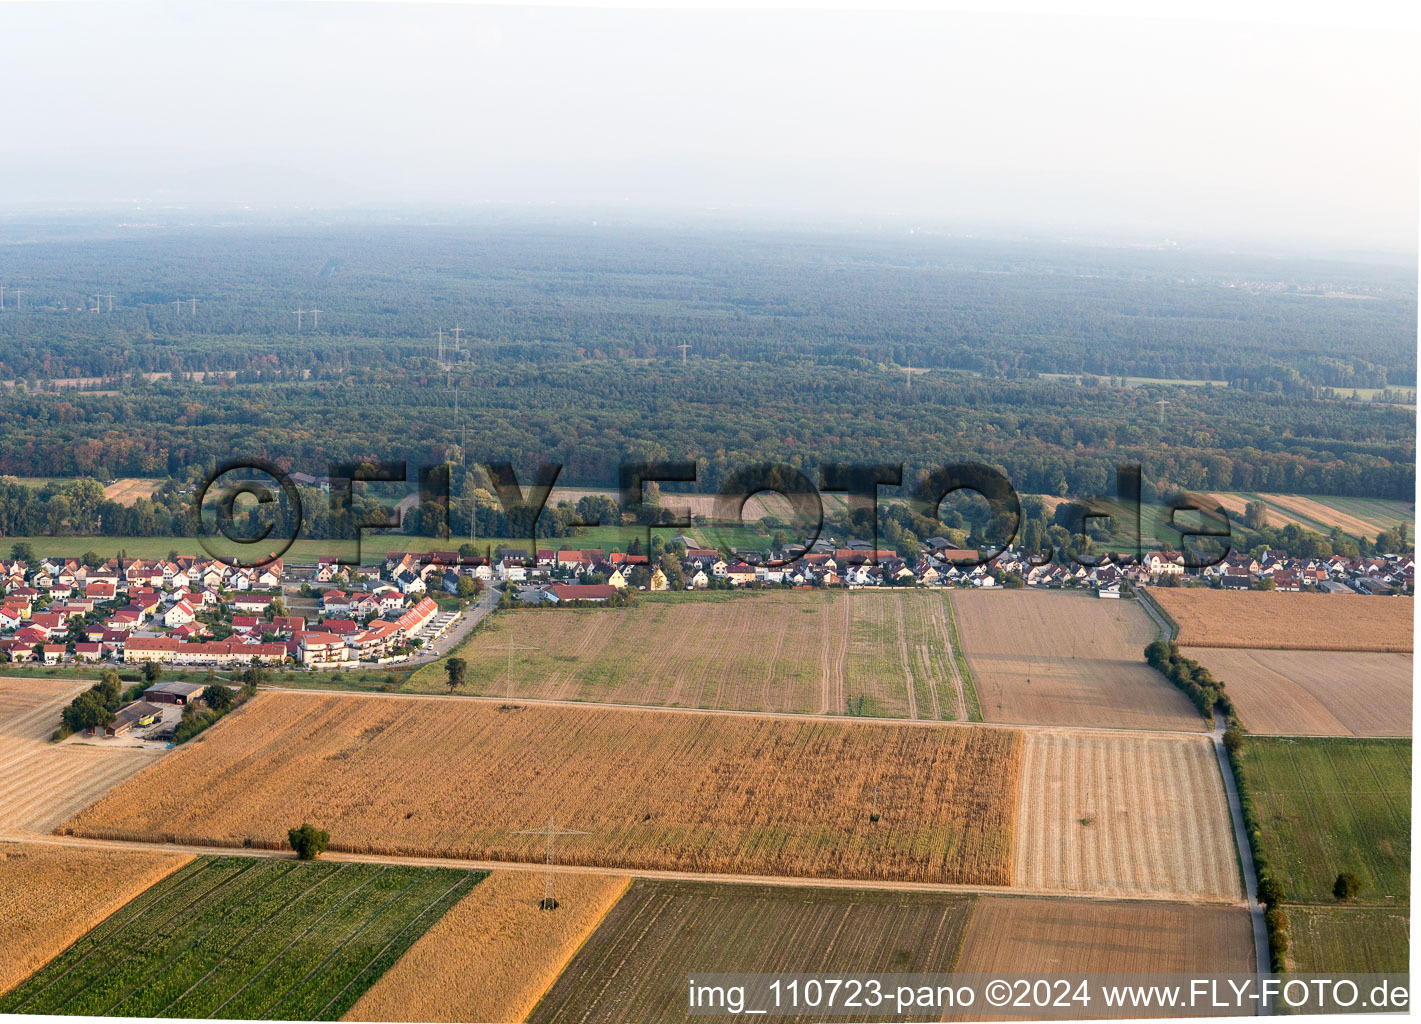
[142,661,163,685]
[1333,872,1361,902]
[288,823,330,860]
[445,656,467,693]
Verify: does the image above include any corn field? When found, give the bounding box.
[63,692,1023,885]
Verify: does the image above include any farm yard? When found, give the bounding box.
[0,841,192,997]
[61,692,1023,886]
[528,880,977,1024]
[1182,648,1411,736]
[1013,730,1241,902]
[1286,906,1410,974]
[949,590,1201,732]
[0,856,483,1020]
[409,589,973,720]
[1236,736,1410,904]
[1152,589,1413,652]
[0,677,166,834]
[346,870,629,1024]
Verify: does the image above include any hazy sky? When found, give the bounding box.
[1,2,1416,252]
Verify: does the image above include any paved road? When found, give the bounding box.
[1211,712,1272,1014]
[1134,587,1175,641]
[403,583,500,664]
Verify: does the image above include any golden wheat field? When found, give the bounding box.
[422,590,968,719]
[0,841,192,996]
[345,870,630,1023]
[950,591,1201,731]
[63,692,1023,885]
[1152,589,1412,652]
[1182,648,1411,736]
[1013,730,1241,902]
[0,677,166,833]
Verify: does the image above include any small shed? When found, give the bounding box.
[108,701,167,737]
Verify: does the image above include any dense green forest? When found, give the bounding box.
[0,219,1413,545]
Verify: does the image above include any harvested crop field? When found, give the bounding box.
[1152,588,1412,652]
[957,895,1255,973]
[102,478,163,504]
[346,870,629,1023]
[413,589,971,720]
[1014,730,1241,902]
[0,855,482,1019]
[1287,906,1410,974]
[950,590,1201,732]
[0,677,165,833]
[1239,736,1410,904]
[62,692,1023,885]
[529,879,977,1024]
[0,841,192,997]
[951,896,1255,1019]
[1182,648,1411,736]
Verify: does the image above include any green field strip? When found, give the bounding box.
[58,860,301,1015]
[212,865,430,1020]
[941,593,982,722]
[1,857,487,1021]
[163,863,392,1019]
[109,862,344,1017]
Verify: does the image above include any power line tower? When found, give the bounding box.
[1155,399,1170,425]
[100,294,115,312]
[675,342,690,363]
[292,309,306,332]
[514,816,589,910]
[486,639,538,696]
[308,307,322,330]
[187,297,197,315]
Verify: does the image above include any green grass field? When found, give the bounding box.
[1241,737,1410,905]
[1287,906,1410,973]
[0,856,484,1019]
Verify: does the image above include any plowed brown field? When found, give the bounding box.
[1014,730,1241,902]
[0,678,164,834]
[345,870,630,1023]
[1182,648,1411,736]
[951,591,1200,731]
[0,840,191,996]
[1152,589,1412,652]
[953,896,1254,1018]
[62,692,1023,885]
